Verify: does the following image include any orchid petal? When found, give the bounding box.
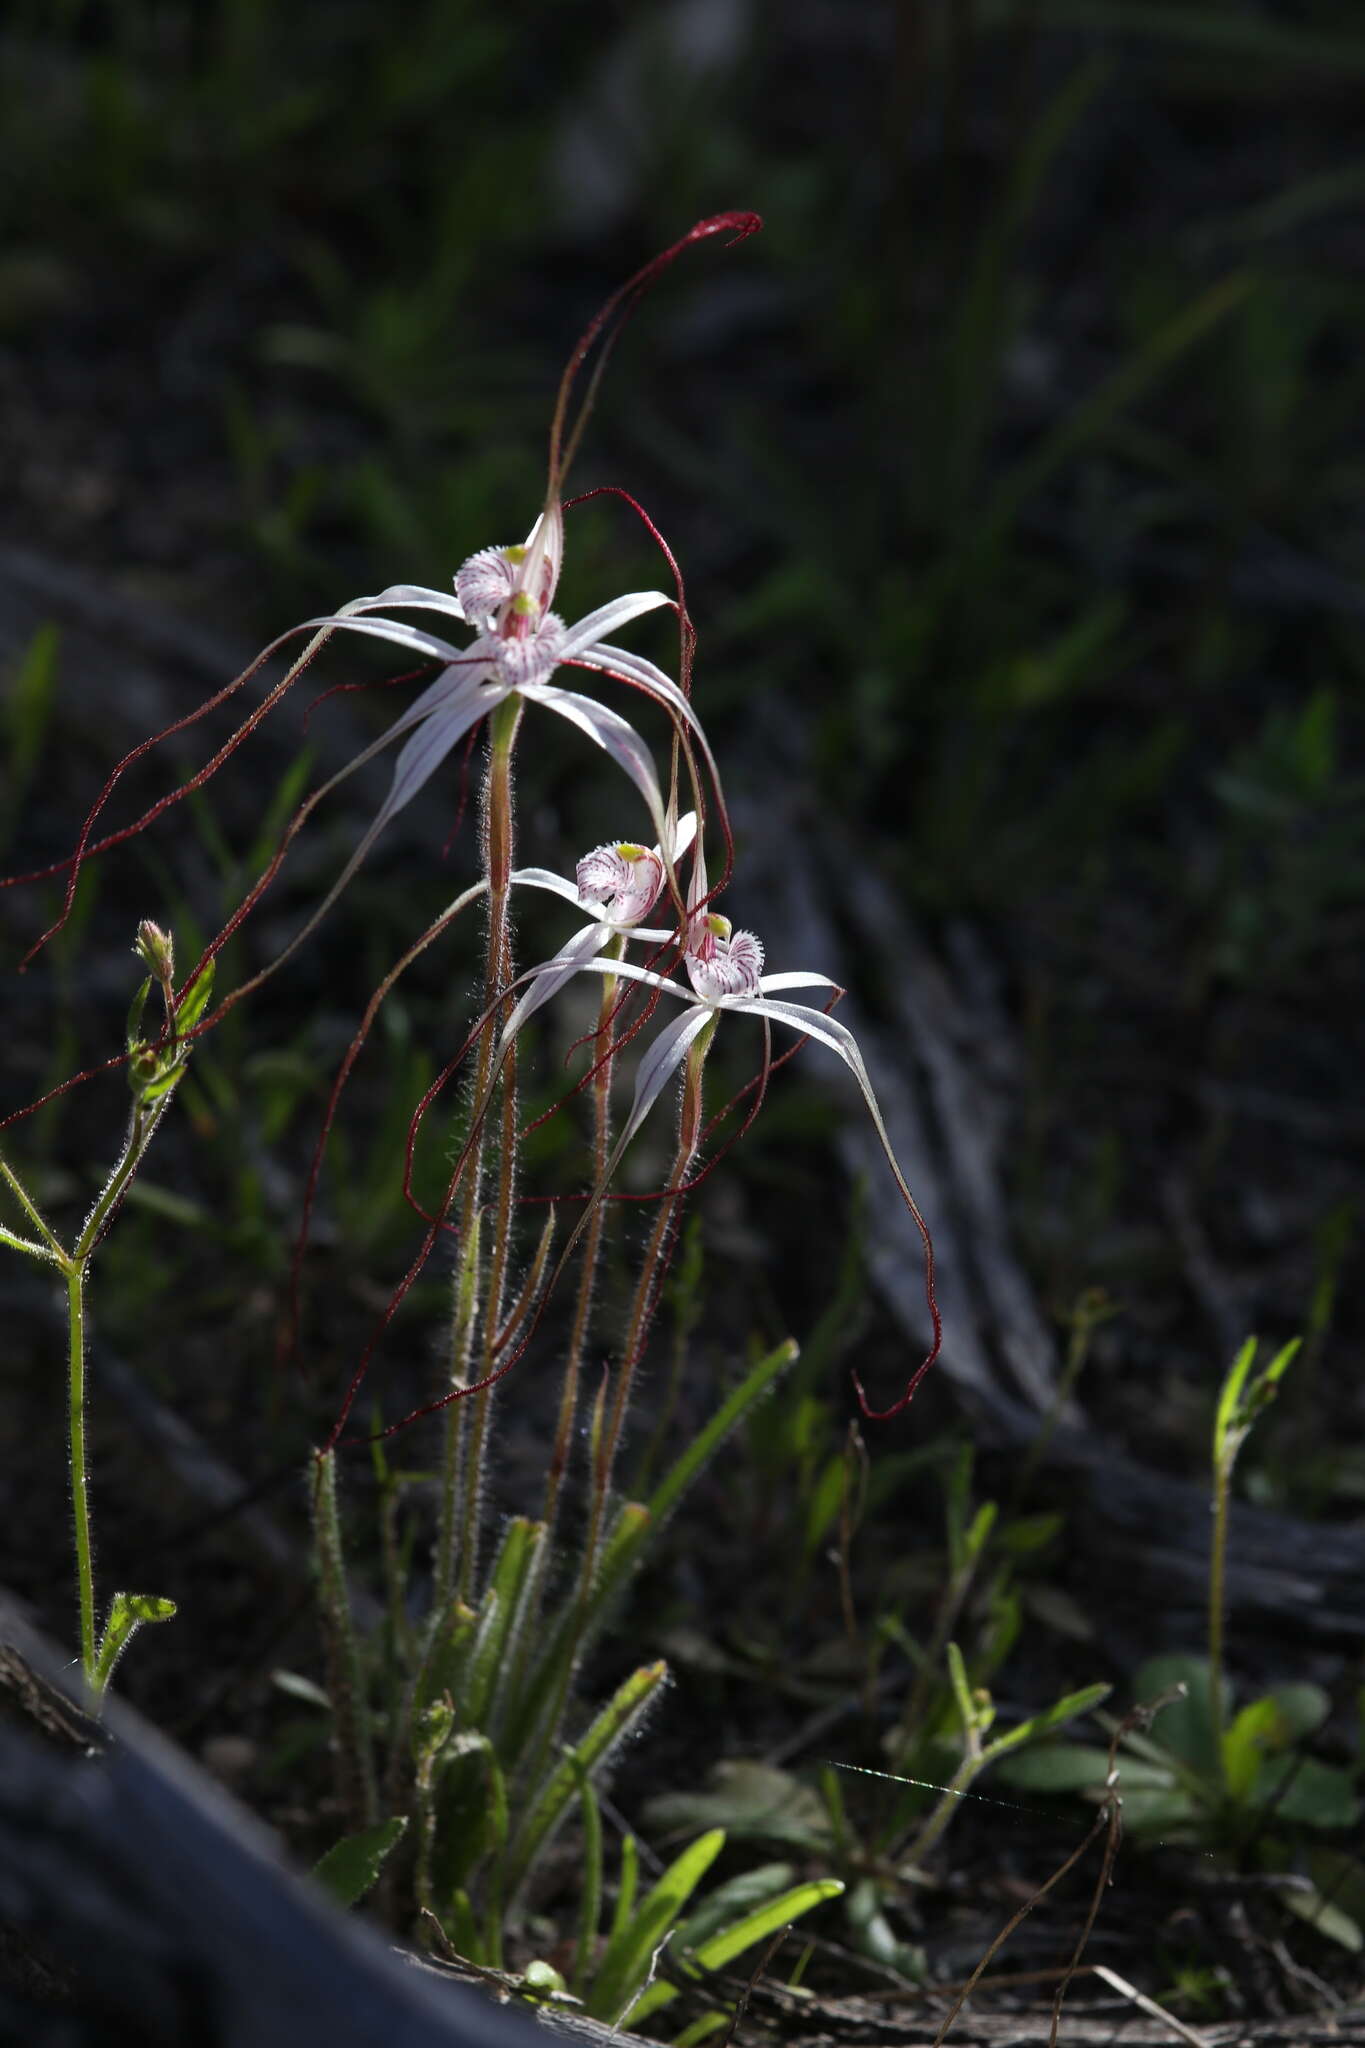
[293,611,468,666]
[723,995,922,1213]
[560,589,671,656]
[517,681,666,841]
[495,921,616,1053]
[612,1004,714,1160]
[343,584,469,624]
[508,868,681,947]
[756,970,841,994]
[509,865,585,908]
[549,950,695,1007]
[378,677,505,829]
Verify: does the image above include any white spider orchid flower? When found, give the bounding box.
[239,507,721,956]
[469,847,940,1417]
[499,813,698,1035]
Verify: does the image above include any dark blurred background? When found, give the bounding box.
[1,0,1363,1665]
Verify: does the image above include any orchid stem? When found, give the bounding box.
[542,934,624,1543]
[580,1017,715,1604]
[456,693,524,1605]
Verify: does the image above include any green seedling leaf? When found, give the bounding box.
[844,1874,923,1980]
[673,1863,798,1955]
[981,1681,1112,1764]
[125,976,153,1055]
[627,1878,845,2026]
[459,1533,527,1731]
[587,1828,727,2022]
[176,956,217,1035]
[1220,1684,1329,1806]
[312,1814,407,1908]
[671,2016,729,2048]
[568,1752,603,1995]
[1214,1336,1301,1471]
[998,1512,1065,1555]
[1223,1697,1286,1804]
[93,1592,177,1692]
[609,1832,640,1949]
[432,1732,508,1898]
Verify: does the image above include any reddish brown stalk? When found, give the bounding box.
[546,213,762,498]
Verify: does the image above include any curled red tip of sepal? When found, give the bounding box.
[849,1223,942,1422]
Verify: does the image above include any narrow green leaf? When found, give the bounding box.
[502,1662,667,1904]
[627,1879,844,2026]
[588,1828,727,2023]
[312,1814,408,1908]
[981,1682,1112,1763]
[568,1753,603,1995]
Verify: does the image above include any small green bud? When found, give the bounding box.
[509,590,540,617]
[134,919,175,986]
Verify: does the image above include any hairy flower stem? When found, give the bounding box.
[522,1024,714,1796]
[456,694,524,1605]
[542,934,625,1543]
[581,1018,716,1605]
[312,1448,379,1829]
[1209,1448,1231,1792]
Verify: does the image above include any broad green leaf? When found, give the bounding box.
[1117,1787,1202,1838]
[1267,1683,1330,1743]
[1132,1655,1227,1781]
[1253,1756,1360,1831]
[995,1742,1118,1793]
[312,1814,407,1908]
[627,1878,845,2025]
[646,1760,834,1854]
